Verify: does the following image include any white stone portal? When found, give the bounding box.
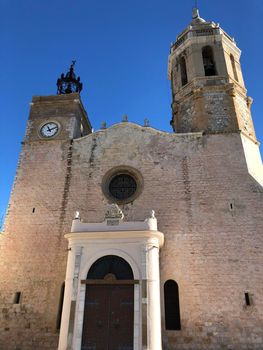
[58,208,164,350]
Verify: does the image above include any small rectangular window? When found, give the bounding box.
[229,201,235,211]
[245,292,251,306]
[14,292,21,304]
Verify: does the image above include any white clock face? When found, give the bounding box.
[40,122,59,138]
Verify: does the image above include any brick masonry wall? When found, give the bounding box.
[68,124,263,349]
[0,139,72,349]
[0,121,263,349]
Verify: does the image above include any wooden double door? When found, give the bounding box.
[81,284,134,350]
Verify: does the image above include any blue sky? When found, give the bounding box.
[1,0,263,221]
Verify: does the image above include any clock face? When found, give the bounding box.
[40,122,59,138]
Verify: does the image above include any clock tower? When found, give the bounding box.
[25,62,91,143]
[1,63,92,349]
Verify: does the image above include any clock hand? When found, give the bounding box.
[47,126,51,132]
[49,126,58,131]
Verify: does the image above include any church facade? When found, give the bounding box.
[1,9,263,350]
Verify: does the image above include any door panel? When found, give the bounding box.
[81,285,110,350]
[109,285,134,350]
[82,284,134,350]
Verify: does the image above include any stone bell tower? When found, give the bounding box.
[168,8,256,141]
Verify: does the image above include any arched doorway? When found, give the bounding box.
[81,255,135,350]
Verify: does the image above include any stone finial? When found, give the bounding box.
[247,97,253,109]
[144,118,150,127]
[101,121,107,129]
[122,114,128,122]
[191,7,205,24]
[74,211,80,220]
[105,204,124,220]
[144,209,158,231]
[150,210,156,219]
[192,7,200,19]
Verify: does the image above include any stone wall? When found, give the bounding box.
[0,139,71,349]
[173,78,239,134]
[69,124,263,349]
[0,121,263,349]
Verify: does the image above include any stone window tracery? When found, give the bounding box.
[102,166,143,204]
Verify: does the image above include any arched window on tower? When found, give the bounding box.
[230,54,239,82]
[179,57,188,86]
[164,280,181,330]
[202,46,217,76]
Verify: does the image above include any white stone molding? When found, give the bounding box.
[71,210,159,233]
[80,248,141,282]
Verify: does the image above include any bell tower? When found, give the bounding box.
[168,9,256,141]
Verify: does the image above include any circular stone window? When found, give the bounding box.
[109,174,137,200]
[102,167,143,204]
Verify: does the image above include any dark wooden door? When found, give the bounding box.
[81,284,134,350]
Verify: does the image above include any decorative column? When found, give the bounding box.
[58,215,82,350]
[146,238,162,350]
